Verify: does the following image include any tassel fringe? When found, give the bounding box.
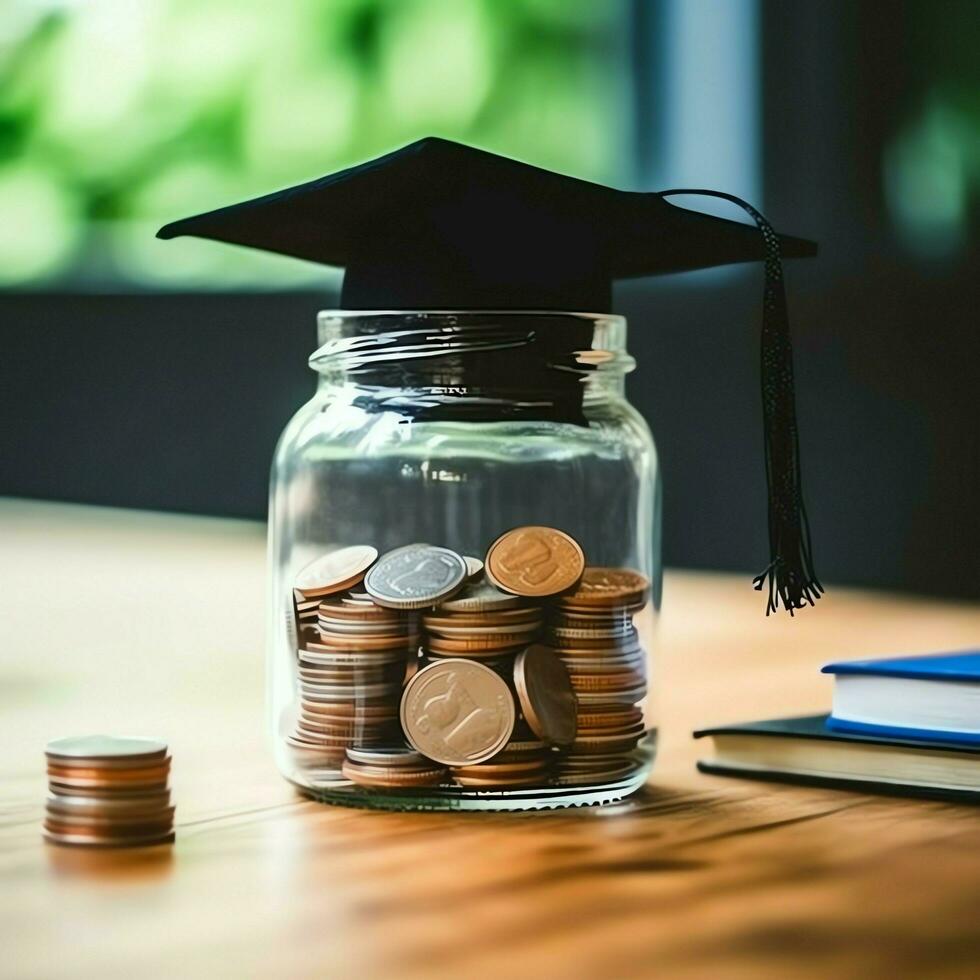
[659,189,823,615]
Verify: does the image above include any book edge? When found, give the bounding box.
[696,761,980,805]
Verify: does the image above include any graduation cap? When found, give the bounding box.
[158,137,822,615]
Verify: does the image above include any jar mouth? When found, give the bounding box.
[311,310,632,376]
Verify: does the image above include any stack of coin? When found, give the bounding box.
[342,747,447,789]
[421,581,543,667]
[451,730,554,788]
[289,595,416,770]
[287,545,409,774]
[546,568,650,785]
[43,736,175,847]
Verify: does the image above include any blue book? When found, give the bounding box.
[822,650,980,746]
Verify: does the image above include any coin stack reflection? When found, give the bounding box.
[546,569,650,786]
[289,594,416,773]
[44,736,175,847]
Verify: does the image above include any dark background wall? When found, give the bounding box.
[2,2,978,599]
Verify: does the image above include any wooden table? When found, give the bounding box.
[1,498,978,980]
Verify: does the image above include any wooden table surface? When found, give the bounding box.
[1,498,978,980]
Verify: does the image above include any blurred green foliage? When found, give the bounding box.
[0,0,629,288]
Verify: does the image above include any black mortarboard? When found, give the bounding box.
[158,137,822,615]
[158,136,815,311]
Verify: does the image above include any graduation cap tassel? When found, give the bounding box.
[659,190,823,615]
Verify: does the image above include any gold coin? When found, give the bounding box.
[556,567,649,608]
[485,526,584,598]
[425,634,536,654]
[422,607,542,629]
[424,620,543,639]
[43,827,175,848]
[452,771,547,788]
[452,758,548,777]
[294,546,379,599]
[47,762,170,784]
[400,659,515,766]
[576,706,644,729]
[513,644,577,747]
[340,760,446,788]
[569,670,645,692]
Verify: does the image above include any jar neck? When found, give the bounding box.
[310,311,634,423]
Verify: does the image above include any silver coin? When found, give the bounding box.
[463,556,484,581]
[316,619,411,636]
[364,545,467,610]
[299,648,408,667]
[45,735,168,762]
[46,791,172,815]
[345,746,432,768]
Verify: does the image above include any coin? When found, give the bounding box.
[45,735,168,764]
[557,567,649,608]
[43,827,176,848]
[400,659,515,766]
[439,581,526,612]
[310,633,415,652]
[340,761,446,789]
[513,645,577,747]
[425,634,535,655]
[576,706,644,728]
[423,607,541,629]
[425,620,542,638]
[463,556,484,581]
[45,796,173,822]
[452,772,547,788]
[365,545,468,609]
[485,527,584,598]
[452,758,547,776]
[47,762,170,781]
[569,670,645,692]
[300,645,408,667]
[294,546,379,599]
[345,747,431,767]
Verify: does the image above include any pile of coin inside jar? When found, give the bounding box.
[287,526,649,793]
[43,736,175,847]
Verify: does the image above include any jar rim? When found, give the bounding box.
[316,309,625,327]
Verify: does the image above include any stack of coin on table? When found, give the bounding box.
[546,568,650,785]
[287,526,650,793]
[43,736,175,847]
[289,545,416,778]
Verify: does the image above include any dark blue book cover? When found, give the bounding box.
[694,714,979,804]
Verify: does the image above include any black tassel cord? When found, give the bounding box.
[659,190,823,615]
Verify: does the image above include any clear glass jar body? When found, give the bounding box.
[268,311,661,810]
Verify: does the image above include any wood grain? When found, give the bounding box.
[1,498,978,980]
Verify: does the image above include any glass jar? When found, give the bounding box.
[267,311,661,810]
